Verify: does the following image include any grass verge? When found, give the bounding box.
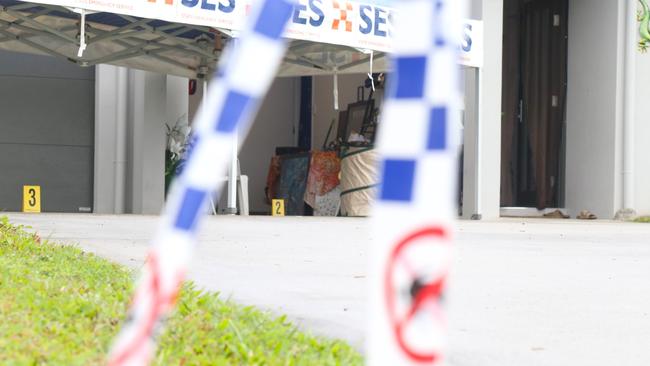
[0,216,363,365]
[634,216,650,223]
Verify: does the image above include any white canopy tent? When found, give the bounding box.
[0,0,482,214]
[0,0,399,214]
[0,0,394,78]
[0,0,481,77]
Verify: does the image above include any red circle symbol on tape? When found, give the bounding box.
[384,226,450,363]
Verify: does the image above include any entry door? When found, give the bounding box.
[501,0,568,209]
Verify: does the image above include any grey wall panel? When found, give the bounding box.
[0,50,95,213]
[0,144,93,212]
[0,77,94,146]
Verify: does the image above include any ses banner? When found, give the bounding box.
[25,0,483,67]
[461,19,482,68]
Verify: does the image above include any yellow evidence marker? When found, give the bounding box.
[23,185,41,213]
[271,199,285,217]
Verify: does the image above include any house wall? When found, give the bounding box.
[94,65,187,214]
[238,78,300,213]
[312,73,369,150]
[235,74,375,214]
[218,73,374,214]
[565,0,623,219]
[94,65,122,214]
[471,0,483,19]
[469,0,638,219]
[97,70,298,215]
[462,0,503,220]
[635,22,650,216]
[125,70,168,215]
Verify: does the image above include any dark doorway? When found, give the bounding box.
[298,76,312,150]
[501,0,568,209]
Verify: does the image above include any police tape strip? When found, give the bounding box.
[107,0,296,364]
[368,0,464,365]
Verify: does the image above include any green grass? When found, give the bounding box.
[634,216,650,223]
[0,216,363,365]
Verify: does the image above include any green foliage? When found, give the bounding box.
[165,149,184,196]
[634,216,650,223]
[0,217,363,365]
[640,0,650,52]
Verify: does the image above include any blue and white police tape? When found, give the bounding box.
[107,0,296,364]
[367,0,465,365]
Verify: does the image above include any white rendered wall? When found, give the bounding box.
[565,0,623,219]
[312,73,369,149]
[167,75,190,127]
[126,70,165,214]
[634,66,650,216]
[94,65,120,214]
[178,77,302,214]
[219,73,372,214]
[470,0,482,18]
[462,68,480,219]
[94,66,188,214]
[634,21,650,215]
[635,68,650,215]
[238,78,300,213]
[462,0,502,220]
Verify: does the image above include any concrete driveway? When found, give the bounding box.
[5,213,650,366]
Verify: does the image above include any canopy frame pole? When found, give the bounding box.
[86,18,152,44]
[0,18,80,48]
[0,28,73,61]
[3,8,78,43]
[75,8,87,57]
[225,129,239,215]
[333,65,339,110]
[0,1,389,80]
[2,3,217,72]
[118,15,217,59]
[82,25,216,70]
[225,41,239,215]
[85,23,216,56]
[339,52,385,71]
[282,57,329,72]
[202,78,218,215]
[112,31,217,62]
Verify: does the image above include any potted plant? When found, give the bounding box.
[165,115,192,197]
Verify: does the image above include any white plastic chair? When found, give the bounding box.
[208,159,249,216]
